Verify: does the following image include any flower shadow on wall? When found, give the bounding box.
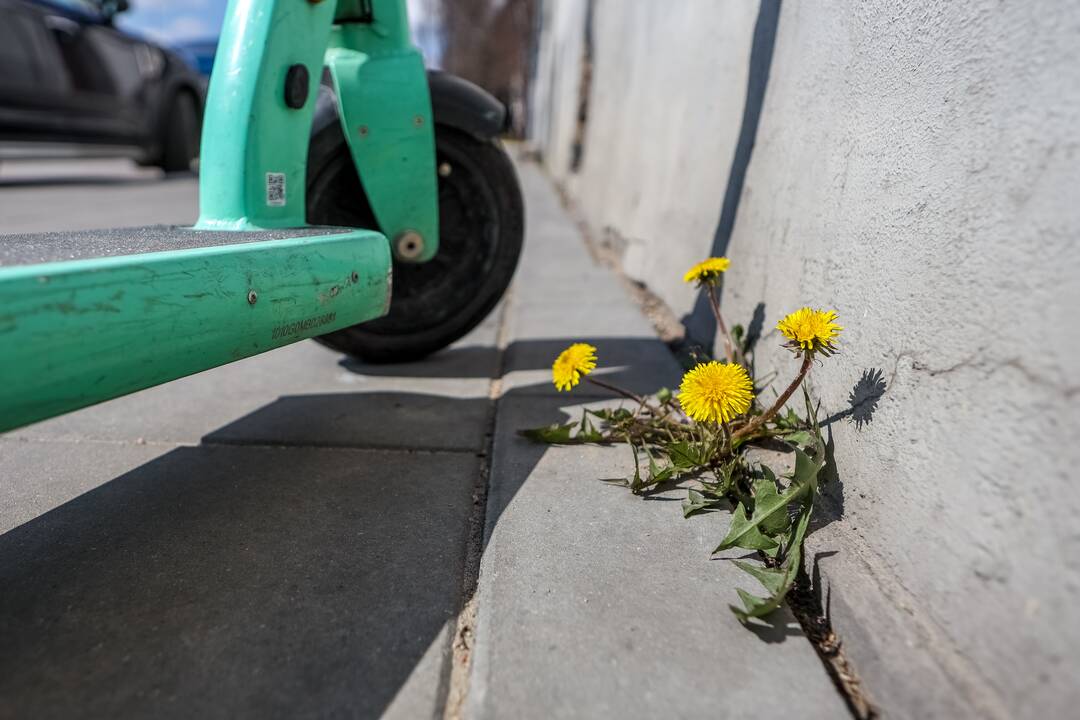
[824,368,887,430]
[808,368,888,534]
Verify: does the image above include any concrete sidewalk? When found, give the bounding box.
[0,159,847,718]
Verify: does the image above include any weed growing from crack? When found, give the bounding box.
[522,257,843,626]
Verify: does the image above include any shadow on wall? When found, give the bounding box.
[808,368,887,535]
[823,369,887,430]
[570,0,595,172]
[744,301,768,356]
[682,0,783,350]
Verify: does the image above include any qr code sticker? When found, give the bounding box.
[266,172,286,206]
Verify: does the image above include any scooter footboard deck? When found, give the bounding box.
[0,226,391,433]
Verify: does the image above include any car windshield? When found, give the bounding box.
[45,0,103,18]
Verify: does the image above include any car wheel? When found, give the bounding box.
[160,92,200,173]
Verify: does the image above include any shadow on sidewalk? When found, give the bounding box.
[341,337,676,382]
[0,427,474,718]
[0,335,671,719]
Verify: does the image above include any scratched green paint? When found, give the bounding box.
[327,38,439,260]
[195,0,339,230]
[327,0,438,260]
[197,0,439,260]
[0,231,391,432]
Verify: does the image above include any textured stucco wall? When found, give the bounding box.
[530,0,587,182]
[530,1,1080,717]
[531,0,758,314]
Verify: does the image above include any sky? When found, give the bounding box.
[117,0,227,45]
[117,0,439,61]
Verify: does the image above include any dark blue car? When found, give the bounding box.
[0,0,205,171]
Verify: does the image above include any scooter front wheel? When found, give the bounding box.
[307,123,524,363]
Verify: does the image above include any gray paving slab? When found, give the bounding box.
[501,331,684,399]
[467,397,849,719]
[501,165,684,398]
[0,150,497,719]
[11,323,498,451]
[0,439,477,720]
[0,438,172,534]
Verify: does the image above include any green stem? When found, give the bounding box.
[733,352,813,441]
[720,420,733,458]
[706,284,737,365]
[586,376,645,404]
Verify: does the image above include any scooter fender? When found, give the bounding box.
[313,71,508,140]
[427,70,507,140]
[322,59,508,264]
[326,46,439,263]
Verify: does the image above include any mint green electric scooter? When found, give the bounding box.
[0,0,523,433]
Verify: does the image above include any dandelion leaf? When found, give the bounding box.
[520,410,615,444]
[666,441,710,470]
[714,501,779,553]
[643,451,674,487]
[790,445,823,488]
[781,430,813,446]
[576,412,604,443]
[715,488,798,552]
[729,497,814,622]
[587,407,633,423]
[732,560,787,595]
[730,588,774,623]
[682,488,721,518]
[519,422,578,443]
[753,474,791,536]
[774,407,803,430]
[628,444,644,492]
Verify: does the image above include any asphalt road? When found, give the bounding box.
[0,159,198,234]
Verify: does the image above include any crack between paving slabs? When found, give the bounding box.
[440,289,514,720]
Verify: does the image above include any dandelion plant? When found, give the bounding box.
[522,256,844,626]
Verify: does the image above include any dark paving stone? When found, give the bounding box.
[0,441,477,720]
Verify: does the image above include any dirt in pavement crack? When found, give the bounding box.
[441,292,512,720]
[788,563,880,720]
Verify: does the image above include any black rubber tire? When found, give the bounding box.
[159,92,199,173]
[306,123,524,363]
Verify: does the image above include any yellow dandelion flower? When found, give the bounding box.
[776,307,842,354]
[552,343,598,392]
[678,361,754,424]
[682,257,731,285]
